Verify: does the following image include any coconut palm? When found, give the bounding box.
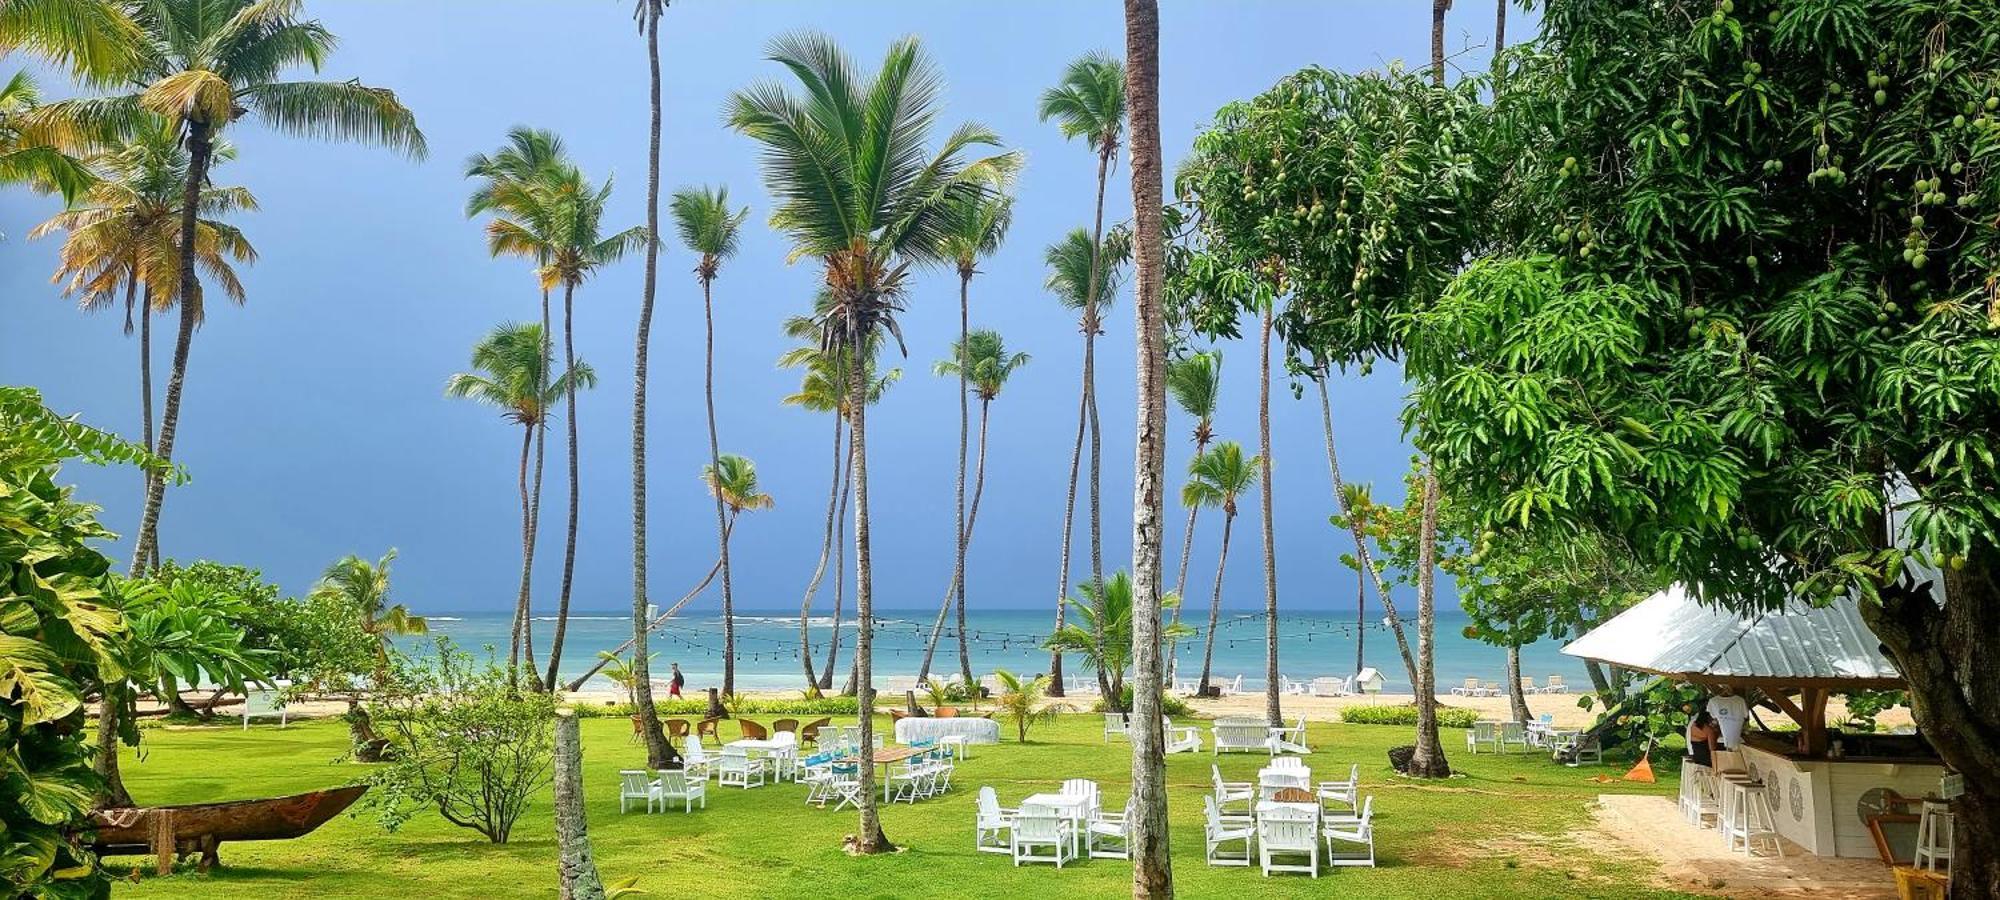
[1182,441,1258,696]
[918,329,1027,682]
[990,669,1064,744]
[88,0,426,576]
[1042,225,1128,696]
[727,30,1016,853]
[701,452,773,621]
[918,191,1012,686]
[0,70,92,205]
[779,331,899,690]
[0,0,143,82]
[1163,350,1219,677]
[465,126,570,677]
[445,322,594,682]
[309,549,428,687]
[32,126,256,571]
[628,0,671,770]
[1044,572,1188,710]
[670,184,749,694]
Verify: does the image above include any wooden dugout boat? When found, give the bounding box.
[90,784,367,875]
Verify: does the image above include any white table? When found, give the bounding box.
[726,738,795,780]
[893,716,1000,745]
[1022,792,1091,856]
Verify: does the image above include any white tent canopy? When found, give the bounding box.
[1561,584,1904,689]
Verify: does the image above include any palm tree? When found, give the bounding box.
[701,454,774,607]
[1042,225,1129,696]
[1040,52,1125,697]
[779,332,899,690]
[0,70,92,205]
[309,548,426,762]
[96,0,426,576]
[1182,441,1258,696]
[445,322,594,683]
[32,126,256,571]
[924,189,1012,688]
[1044,572,1188,709]
[990,669,1064,743]
[629,0,672,772]
[1164,350,1219,678]
[464,127,568,676]
[918,329,1027,681]
[669,184,749,695]
[727,30,1016,854]
[0,0,142,81]
[596,650,652,706]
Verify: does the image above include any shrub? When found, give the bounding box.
[363,640,555,843]
[1094,685,1193,718]
[1340,704,1480,729]
[566,696,861,718]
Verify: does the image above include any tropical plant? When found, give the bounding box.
[0,386,166,892]
[307,550,427,686]
[727,30,1016,853]
[989,669,1064,744]
[85,0,426,577]
[1180,440,1257,697]
[628,0,672,772]
[702,453,774,525]
[113,576,270,717]
[1044,572,1188,711]
[920,187,1013,688]
[445,322,593,682]
[670,184,748,695]
[0,69,92,207]
[0,0,143,81]
[1042,224,1129,696]
[595,651,651,706]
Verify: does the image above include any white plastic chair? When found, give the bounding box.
[1323,796,1375,867]
[975,786,1017,854]
[1212,764,1253,814]
[1317,763,1360,815]
[1011,804,1074,867]
[657,770,705,813]
[1202,795,1254,867]
[1087,800,1133,859]
[1257,803,1319,877]
[1103,712,1130,742]
[617,770,657,813]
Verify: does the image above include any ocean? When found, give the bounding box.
[408,607,1589,695]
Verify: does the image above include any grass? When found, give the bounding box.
[109,714,1705,898]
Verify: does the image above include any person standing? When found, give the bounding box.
[669,662,685,700]
[1705,690,1749,749]
[1685,710,1719,768]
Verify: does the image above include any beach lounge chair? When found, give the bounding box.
[1481,681,1501,697]
[241,688,286,729]
[1310,677,1349,697]
[617,770,657,813]
[1219,674,1244,696]
[1450,677,1481,697]
[1087,800,1133,859]
[1257,803,1319,878]
[1212,764,1253,814]
[1323,796,1376,867]
[1519,676,1539,695]
[1011,804,1075,867]
[1203,795,1255,866]
[975,786,1017,853]
[1466,720,1499,753]
[1212,718,1268,755]
[1542,675,1568,694]
[1103,712,1130,742]
[1164,718,1202,754]
[657,770,705,813]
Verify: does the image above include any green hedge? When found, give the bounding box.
[568,697,862,718]
[1339,704,1481,729]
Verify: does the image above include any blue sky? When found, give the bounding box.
[0,1,1513,614]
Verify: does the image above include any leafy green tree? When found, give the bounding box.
[727,30,1015,853]
[669,184,748,695]
[0,385,170,893]
[1044,571,1189,711]
[1180,440,1256,697]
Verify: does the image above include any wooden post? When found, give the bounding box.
[151,809,175,876]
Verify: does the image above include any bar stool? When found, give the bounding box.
[1681,764,1721,828]
[1914,799,1953,873]
[1720,777,1782,856]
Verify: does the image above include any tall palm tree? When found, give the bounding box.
[98,0,426,576]
[1182,441,1257,697]
[702,453,773,536]
[1121,5,1172,887]
[464,126,569,676]
[918,191,1012,686]
[628,0,672,771]
[0,0,143,81]
[529,164,646,691]
[1042,225,1128,696]
[780,332,899,690]
[669,184,749,695]
[33,126,255,572]
[1163,349,1219,678]
[727,30,1016,854]
[919,329,1028,681]
[445,321,594,683]
[1039,53,1125,695]
[0,70,92,204]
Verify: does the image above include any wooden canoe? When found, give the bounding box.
[91,784,366,875]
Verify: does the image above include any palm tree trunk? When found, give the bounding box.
[1124,4,1174,882]
[630,0,673,771]
[1049,362,1088,698]
[1314,376,1372,677]
[512,423,536,678]
[1258,305,1281,727]
[847,334,892,853]
[953,271,974,687]
[1198,512,1234,696]
[128,120,213,577]
[1166,432,1208,682]
[820,433,852,690]
[565,544,726,691]
[801,415,842,687]
[545,279,584,691]
[136,278,157,569]
[1408,465,1451,777]
[524,286,552,674]
[962,397,994,686]
[553,711,608,900]
[1085,318,1109,699]
[702,275,736,697]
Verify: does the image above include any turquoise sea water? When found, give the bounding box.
[409,607,1589,695]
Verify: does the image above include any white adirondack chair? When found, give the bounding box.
[1103,712,1130,742]
[1086,800,1132,859]
[1467,720,1499,754]
[1202,795,1254,867]
[1164,718,1202,754]
[1212,718,1267,755]
[1269,717,1310,755]
[1011,804,1074,867]
[717,747,764,788]
[975,786,1017,854]
[1212,764,1253,814]
[1323,796,1376,866]
[617,770,657,813]
[241,687,286,729]
[1317,763,1360,815]
[681,736,713,781]
[657,770,705,813]
[1257,803,1320,877]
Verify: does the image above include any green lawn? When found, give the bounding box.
[109,714,1704,898]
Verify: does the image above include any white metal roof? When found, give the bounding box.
[1561,584,1906,686]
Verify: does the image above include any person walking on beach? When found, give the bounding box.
[669,663,685,699]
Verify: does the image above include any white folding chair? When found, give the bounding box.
[1257,803,1319,878]
[617,769,657,813]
